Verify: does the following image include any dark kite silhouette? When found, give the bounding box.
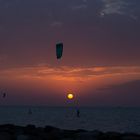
[56,43,63,59]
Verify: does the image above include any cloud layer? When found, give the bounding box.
[0,65,140,85]
[100,0,138,19]
[0,65,140,105]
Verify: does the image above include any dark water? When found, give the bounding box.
[0,106,140,133]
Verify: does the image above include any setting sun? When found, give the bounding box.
[67,93,74,100]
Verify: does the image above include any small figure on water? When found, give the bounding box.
[76,109,80,118]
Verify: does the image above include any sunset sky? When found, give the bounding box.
[0,0,140,106]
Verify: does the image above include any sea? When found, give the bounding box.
[0,106,140,133]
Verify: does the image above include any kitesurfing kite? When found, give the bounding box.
[56,43,63,59]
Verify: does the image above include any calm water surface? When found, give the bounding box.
[0,106,140,133]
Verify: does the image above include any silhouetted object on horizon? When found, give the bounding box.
[2,93,6,98]
[56,43,63,59]
[76,109,80,118]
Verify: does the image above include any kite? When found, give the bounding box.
[56,43,63,59]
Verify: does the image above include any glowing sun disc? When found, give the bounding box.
[67,93,74,100]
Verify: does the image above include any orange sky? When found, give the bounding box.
[0,65,140,106]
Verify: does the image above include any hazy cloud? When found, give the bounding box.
[100,0,138,20]
[72,4,87,10]
[0,65,140,83]
[50,21,63,28]
[72,0,88,11]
